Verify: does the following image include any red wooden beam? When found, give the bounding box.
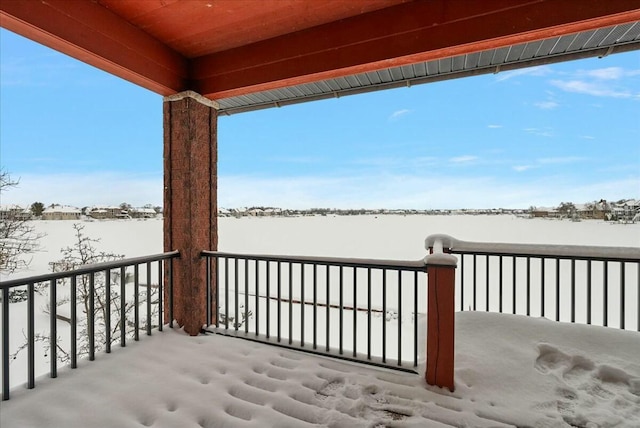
[193,0,640,99]
[0,0,188,95]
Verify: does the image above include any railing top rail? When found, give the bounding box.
[0,250,180,289]
[425,234,640,261]
[201,250,427,271]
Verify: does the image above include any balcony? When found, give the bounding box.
[2,235,638,427]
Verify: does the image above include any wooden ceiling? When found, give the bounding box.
[1,0,639,102]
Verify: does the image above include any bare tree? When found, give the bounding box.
[12,223,161,363]
[0,170,43,274]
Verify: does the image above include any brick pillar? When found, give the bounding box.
[426,264,456,391]
[163,91,218,335]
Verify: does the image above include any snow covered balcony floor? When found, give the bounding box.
[2,311,639,428]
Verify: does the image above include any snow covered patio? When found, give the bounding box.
[2,311,639,428]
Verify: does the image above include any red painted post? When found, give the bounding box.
[163,91,219,335]
[425,260,456,391]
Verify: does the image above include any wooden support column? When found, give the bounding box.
[163,91,218,335]
[423,236,458,391]
[426,264,456,391]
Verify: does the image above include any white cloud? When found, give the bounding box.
[524,128,554,138]
[388,109,411,120]
[550,79,637,98]
[534,101,559,110]
[449,155,478,163]
[487,124,503,129]
[513,165,536,172]
[537,156,587,165]
[581,67,625,80]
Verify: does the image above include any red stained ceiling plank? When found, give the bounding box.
[193,0,640,100]
[0,0,188,95]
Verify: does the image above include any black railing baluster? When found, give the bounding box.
[414,271,418,368]
[397,270,402,366]
[2,286,9,400]
[206,257,212,327]
[460,254,465,311]
[105,270,111,350]
[513,257,517,315]
[225,258,229,330]
[255,260,260,336]
[289,262,293,344]
[526,257,531,316]
[235,258,239,331]
[571,259,575,323]
[277,260,281,341]
[555,258,560,322]
[313,263,317,349]
[50,278,57,378]
[325,265,330,352]
[367,268,371,360]
[620,261,625,329]
[473,254,477,311]
[353,268,357,358]
[134,265,139,341]
[541,258,545,318]
[89,272,96,359]
[486,255,490,311]
[28,282,35,387]
[339,266,343,354]
[586,260,591,325]
[214,257,219,328]
[499,255,503,313]
[300,263,305,346]
[158,260,164,331]
[637,261,639,332]
[266,261,271,339]
[604,261,608,327]
[168,257,173,329]
[146,262,152,335]
[245,259,249,335]
[382,269,387,363]
[120,266,126,347]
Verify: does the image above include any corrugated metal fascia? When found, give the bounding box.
[217,25,640,116]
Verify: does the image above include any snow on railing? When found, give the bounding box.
[0,251,179,400]
[431,234,640,331]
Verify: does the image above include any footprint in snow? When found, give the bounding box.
[534,343,640,427]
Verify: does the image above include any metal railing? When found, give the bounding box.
[429,235,640,331]
[0,251,179,400]
[201,251,428,372]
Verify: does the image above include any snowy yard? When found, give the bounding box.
[1,215,639,427]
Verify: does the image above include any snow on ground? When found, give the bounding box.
[4,215,639,281]
[1,312,639,428]
[1,215,639,427]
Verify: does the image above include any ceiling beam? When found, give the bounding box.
[0,0,188,95]
[193,0,640,99]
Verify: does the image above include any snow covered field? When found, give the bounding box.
[1,215,639,427]
[4,214,639,280]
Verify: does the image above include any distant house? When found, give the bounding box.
[130,207,157,219]
[0,204,32,221]
[42,205,82,220]
[530,207,559,218]
[88,205,122,219]
[611,199,640,221]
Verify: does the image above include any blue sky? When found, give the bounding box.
[1,28,639,209]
